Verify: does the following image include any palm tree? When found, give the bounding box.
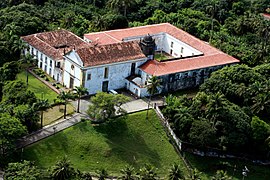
[74,86,88,113]
[33,99,51,128]
[107,0,136,17]
[139,164,158,180]
[211,170,232,180]
[57,91,75,119]
[206,92,227,127]
[120,165,136,180]
[251,93,270,115]
[19,53,36,86]
[206,0,219,41]
[146,76,161,119]
[97,169,108,180]
[51,156,75,180]
[168,163,184,180]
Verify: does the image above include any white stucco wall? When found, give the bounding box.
[63,58,82,89]
[25,44,63,82]
[163,34,202,58]
[84,58,147,94]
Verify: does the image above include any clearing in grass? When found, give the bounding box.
[22,110,187,177]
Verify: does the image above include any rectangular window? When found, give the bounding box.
[36,50,38,57]
[45,57,47,64]
[31,48,34,55]
[104,67,109,79]
[50,60,52,67]
[181,47,184,53]
[170,49,173,55]
[87,73,91,80]
[40,53,43,60]
[171,41,174,48]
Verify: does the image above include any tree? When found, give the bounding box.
[57,91,75,119]
[146,76,161,119]
[0,61,20,82]
[139,164,158,180]
[211,170,232,180]
[188,120,216,147]
[19,53,36,86]
[50,156,75,180]
[5,160,41,180]
[107,0,136,17]
[206,92,227,127]
[168,163,184,180]
[97,169,108,180]
[74,86,88,113]
[120,165,136,180]
[1,80,37,106]
[13,104,39,132]
[0,113,26,164]
[87,92,129,122]
[33,99,51,128]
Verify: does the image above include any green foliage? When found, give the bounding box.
[87,92,129,122]
[168,163,184,180]
[5,160,41,180]
[251,116,270,142]
[120,165,136,180]
[13,104,39,131]
[2,80,37,106]
[50,156,75,180]
[211,170,232,180]
[139,164,159,180]
[0,61,20,82]
[0,113,26,165]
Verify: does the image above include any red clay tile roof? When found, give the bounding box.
[76,41,146,67]
[85,23,239,75]
[21,29,89,60]
[140,54,239,76]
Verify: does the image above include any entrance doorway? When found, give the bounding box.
[102,81,109,92]
[131,63,136,75]
[69,77,74,89]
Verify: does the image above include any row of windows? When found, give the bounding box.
[170,41,184,54]
[86,67,109,81]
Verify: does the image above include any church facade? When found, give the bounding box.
[22,23,239,97]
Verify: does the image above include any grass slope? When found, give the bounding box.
[22,110,186,176]
[17,71,58,103]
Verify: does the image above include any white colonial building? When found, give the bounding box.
[22,23,239,97]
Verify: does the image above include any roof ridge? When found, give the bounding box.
[104,32,122,42]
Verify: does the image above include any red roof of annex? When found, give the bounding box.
[21,30,89,60]
[85,23,239,76]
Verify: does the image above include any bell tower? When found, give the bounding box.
[139,34,155,60]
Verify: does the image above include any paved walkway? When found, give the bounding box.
[16,113,87,149]
[16,96,164,149]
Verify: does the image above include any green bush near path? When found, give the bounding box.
[22,110,187,177]
[16,71,58,104]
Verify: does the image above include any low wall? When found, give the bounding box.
[155,106,270,166]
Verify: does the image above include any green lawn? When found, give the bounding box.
[155,53,170,61]
[22,110,187,177]
[17,71,58,103]
[185,152,270,180]
[43,104,75,126]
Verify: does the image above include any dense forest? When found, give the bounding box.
[0,0,270,174]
